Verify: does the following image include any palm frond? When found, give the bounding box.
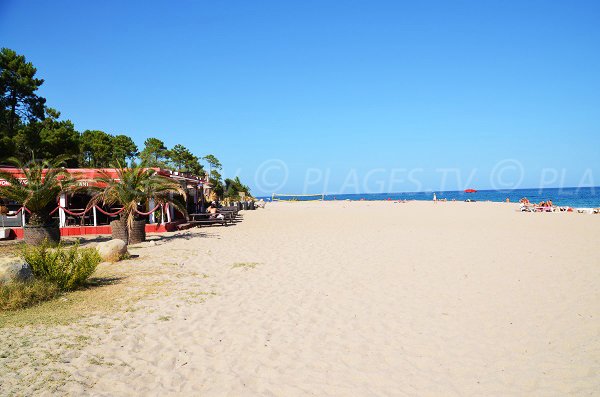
[0,158,73,225]
[86,164,188,231]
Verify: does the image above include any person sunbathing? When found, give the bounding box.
[207,202,225,220]
[207,202,218,217]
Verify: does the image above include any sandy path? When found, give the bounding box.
[1,201,599,396]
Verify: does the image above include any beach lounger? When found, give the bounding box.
[221,206,239,217]
[189,213,228,227]
[217,210,237,222]
[576,208,594,214]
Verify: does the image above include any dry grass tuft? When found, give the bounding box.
[231,262,260,270]
[0,264,129,327]
[0,242,24,258]
[0,280,60,311]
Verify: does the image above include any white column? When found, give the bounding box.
[148,198,156,224]
[166,193,173,222]
[93,206,97,227]
[59,194,67,228]
[161,205,165,225]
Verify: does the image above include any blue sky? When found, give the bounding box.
[1,0,599,195]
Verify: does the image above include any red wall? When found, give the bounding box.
[5,222,181,240]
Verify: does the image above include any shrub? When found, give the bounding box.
[0,280,60,311]
[22,242,101,291]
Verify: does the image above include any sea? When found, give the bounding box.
[264,187,600,208]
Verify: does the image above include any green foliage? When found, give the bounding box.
[22,242,101,291]
[80,130,113,167]
[224,176,251,200]
[210,172,253,201]
[112,134,139,166]
[0,134,14,159]
[0,47,241,203]
[9,122,37,161]
[153,208,163,224]
[86,164,188,232]
[80,131,138,168]
[168,144,204,175]
[0,158,73,225]
[212,181,224,199]
[0,47,46,139]
[140,137,169,168]
[0,279,59,311]
[9,108,80,166]
[209,169,224,198]
[201,154,231,198]
[203,154,222,171]
[36,108,80,165]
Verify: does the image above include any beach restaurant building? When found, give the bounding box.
[0,167,209,240]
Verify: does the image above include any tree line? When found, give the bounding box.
[0,48,250,199]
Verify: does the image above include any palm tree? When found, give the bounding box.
[0,158,73,244]
[86,164,187,245]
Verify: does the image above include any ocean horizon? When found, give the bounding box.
[263,186,600,208]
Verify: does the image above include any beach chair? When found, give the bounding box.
[218,208,240,222]
[189,213,228,227]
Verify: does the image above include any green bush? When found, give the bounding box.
[22,242,101,291]
[0,280,60,311]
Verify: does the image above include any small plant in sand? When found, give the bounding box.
[1,243,102,311]
[231,262,260,270]
[0,280,59,311]
[22,241,101,291]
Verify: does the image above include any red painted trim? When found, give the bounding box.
[0,167,208,186]
[4,222,183,240]
[10,228,24,239]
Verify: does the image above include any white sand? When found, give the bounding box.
[1,200,599,396]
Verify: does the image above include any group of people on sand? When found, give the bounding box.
[518,197,579,213]
[519,197,553,207]
[432,193,451,203]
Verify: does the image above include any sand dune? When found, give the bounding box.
[1,200,599,396]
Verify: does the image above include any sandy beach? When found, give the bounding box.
[1,200,599,396]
